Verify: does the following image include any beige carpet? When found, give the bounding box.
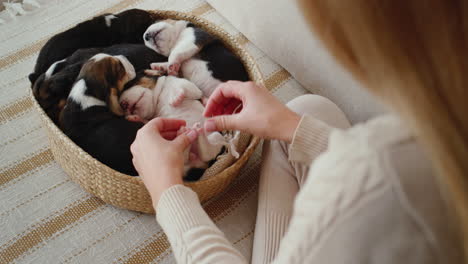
[0,0,308,263]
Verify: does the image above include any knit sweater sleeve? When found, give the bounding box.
[288,115,333,164]
[155,115,333,263]
[156,185,247,264]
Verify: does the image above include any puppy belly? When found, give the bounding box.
[158,100,205,126]
[181,59,221,97]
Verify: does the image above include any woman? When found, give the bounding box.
[130,0,467,263]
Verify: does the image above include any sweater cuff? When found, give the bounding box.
[156,185,216,237]
[288,115,332,164]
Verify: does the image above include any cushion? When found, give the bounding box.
[207,0,386,123]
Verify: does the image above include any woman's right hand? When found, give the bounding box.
[203,81,301,142]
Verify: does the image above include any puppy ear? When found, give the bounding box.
[29,73,39,86]
[108,88,124,116]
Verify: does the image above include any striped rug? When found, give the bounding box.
[0,0,308,263]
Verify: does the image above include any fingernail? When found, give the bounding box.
[186,129,198,141]
[205,119,217,132]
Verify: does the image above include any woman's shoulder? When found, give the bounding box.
[292,114,461,263]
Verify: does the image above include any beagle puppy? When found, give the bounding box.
[60,53,141,175]
[33,44,166,123]
[143,19,249,98]
[32,48,100,123]
[119,71,239,179]
[29,9,156,85]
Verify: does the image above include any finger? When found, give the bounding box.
[130,141,137,155]
[204,82,245,117]
[147,118,187,132]
[159,118,187,132]
[224,100,242,115]
[204,115,239,132]
[204,83,239,117]
[132,157,139,174]
[161,131,178,140]
[173,129,198,150]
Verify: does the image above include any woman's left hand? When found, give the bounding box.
[130,118,198,206]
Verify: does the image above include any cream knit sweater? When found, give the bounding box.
[156,114,462,263]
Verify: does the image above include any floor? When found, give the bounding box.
[0,0,308,263]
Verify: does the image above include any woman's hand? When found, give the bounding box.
[130,118,198,205]
[203,81,301,142]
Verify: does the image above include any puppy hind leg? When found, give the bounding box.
[179,78,203,100]
[196,132,224,162]
[168,85,186,107]
[188,152,207,168]
[168,78,203,107]
[206,131,240,159]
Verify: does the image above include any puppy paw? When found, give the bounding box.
[167,62,180,76]
[150,62,180,76]
[150,62,169,73]
[201,96,208,106]
[126,115,145,123]
[144,69,164,76]
[169,89,185,107]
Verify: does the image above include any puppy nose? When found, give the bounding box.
[120,101,129,110]
[144,33,151,41]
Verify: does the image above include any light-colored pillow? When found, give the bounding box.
[207,0,386,123]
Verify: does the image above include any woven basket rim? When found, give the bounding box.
[31,9,265,189]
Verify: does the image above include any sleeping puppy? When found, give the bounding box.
[119,70,239,177]
[33,44,166,123]
[60,53,141,175]
[32,48,101,123]
[29,9,156,85]
[143,19,249,98]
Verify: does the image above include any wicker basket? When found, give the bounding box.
[29,10,263,214]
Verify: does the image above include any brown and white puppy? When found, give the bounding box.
[32,48,100,123]
[143,20,249,98]
[119,70,239,178]
[60,53,142,175]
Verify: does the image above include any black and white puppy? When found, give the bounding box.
[29,9,156,85]
[33,44,166,123]
[143,19,249,97]
[60,53,141,175]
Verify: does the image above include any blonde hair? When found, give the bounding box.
[299,0,468,259]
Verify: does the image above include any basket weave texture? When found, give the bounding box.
[30,10,263,214]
